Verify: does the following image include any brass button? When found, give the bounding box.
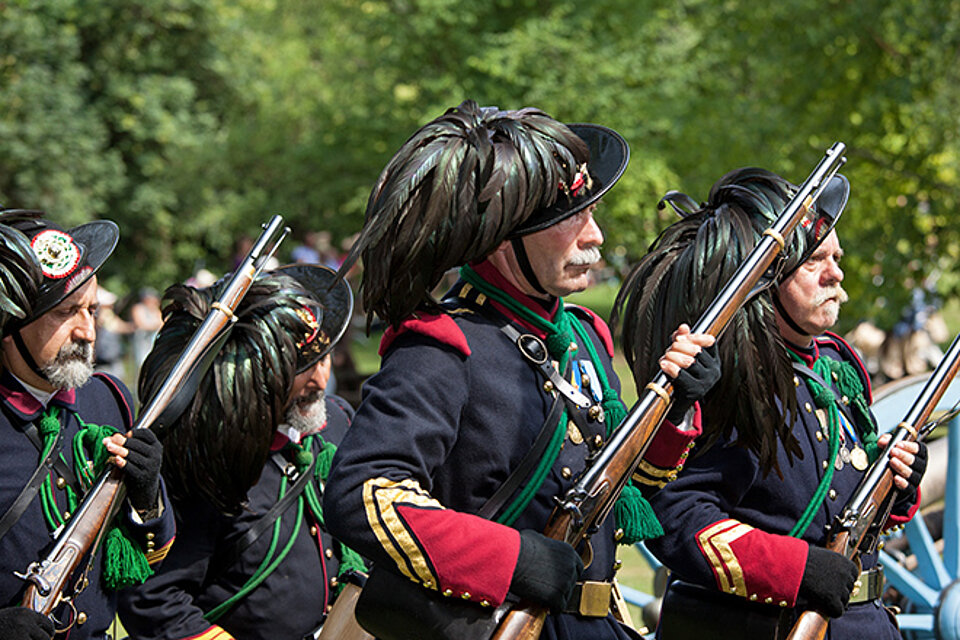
[77,612,87,625]
[793,376,800,387]
[568,342,578,352]
[56,477,66,490]
[828,489,837,500]
[615,528,625,541]
[841,395,850,405]
[594,434,603,448]
[561,467,572,479]
[423,580,433,589]
[832,372,839,381]
[588,405,602,421]
[614,559,623,570]
[581,374,591,388]
[543,381,555,393]
[764,597,773,604]
[146,541,156,550]
[779,600,788,607]
[63,511,71,520]
[461,592,472,600]
[443,589,453,597]
[146,532,155,541]
[822,460,829,470]
[330,577,339,588]
[749,594,758,601]
[310,525,318,536]
[326,548,334,558]
[804,402,812,413]
[815,431,823,442]
[481,600,491,607]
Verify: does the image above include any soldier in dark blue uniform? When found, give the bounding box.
[322,101,720,640]
[0,211,174,640]
[117,264,365,640]
[613,169,926,639]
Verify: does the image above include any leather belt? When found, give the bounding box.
[849,566,884,604]
[563,580,613,617]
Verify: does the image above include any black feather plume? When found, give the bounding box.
[612,168,816,475]
[338,100,587,329]
[139,274,321,514]
[0,210,42,332]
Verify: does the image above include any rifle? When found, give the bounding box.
[491,143,848,640]
[16,215,290,620]
[786,332,960,640]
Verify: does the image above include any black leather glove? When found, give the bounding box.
[892,439,927,512]
[510,530,583,612]
[123,428,162,512]
[797,546,858,618]
[0,607,54,640]
[667,344,721,423]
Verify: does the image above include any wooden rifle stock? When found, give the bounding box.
[492,144,848,639]
[787,332,960,640]
[18,215,289,618]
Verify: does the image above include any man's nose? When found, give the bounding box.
[579,213,604,247]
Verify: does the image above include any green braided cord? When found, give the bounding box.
[315,439,338,482]
[787,353,841,538]
[824,357,880,462]
[495,407,569,527]
[460,265,653,537]
[206,477,297,622]
[101,524,154,590]
[37,407,76,529]
[72,414,119,488]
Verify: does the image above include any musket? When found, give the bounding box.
[16,215,290,622]
[786,332,960,640]
[491,143,849,640]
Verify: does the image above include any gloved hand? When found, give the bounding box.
[890,439,927,513]
[0,607,54,640]
[797,546,858,618]
[666,344,721,423]
[510,530,583,612]
[121,428,163,512]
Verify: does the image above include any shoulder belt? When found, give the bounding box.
[207,451,317,580]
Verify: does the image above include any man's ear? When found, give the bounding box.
[493,239,512,256]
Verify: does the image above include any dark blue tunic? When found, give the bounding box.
[0,371,176,640]
[117,396,355,640]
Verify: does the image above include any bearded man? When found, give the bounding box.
[118,264,364,640]
[612,169,926,639]
[0,212,174,640]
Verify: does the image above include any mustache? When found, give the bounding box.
[56,340,93,365]
[568,246,602,267]
[813,285,849,306]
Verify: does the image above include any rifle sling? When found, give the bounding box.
[208,451,316,581]
[0,425,64,543]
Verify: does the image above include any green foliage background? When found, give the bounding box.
[3,0,960,331]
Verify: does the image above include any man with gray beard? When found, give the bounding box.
[118,264,364,640]
[610,169,926,639]
[0,212,174,640]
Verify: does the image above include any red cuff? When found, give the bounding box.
[644,402,702,468]
[697,520,808,606]
[396,505,520,606]
[886,487,922,529]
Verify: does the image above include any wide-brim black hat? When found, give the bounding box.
[785,173,849,277]
[508,123,630,237]
[7,216,119,326]
[275,264,354,373]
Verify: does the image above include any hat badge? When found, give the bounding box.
[31,229,81,279]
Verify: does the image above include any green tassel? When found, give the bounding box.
[315,440,337,481]
[602,388,627,434]
[614,483,663,544]
[38,408,61,439]
[336,544,368,595]
[101,525,153,591]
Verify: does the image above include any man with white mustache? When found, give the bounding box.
[0,212,174,640]
[324,102,720,640]
[623,171,927,640]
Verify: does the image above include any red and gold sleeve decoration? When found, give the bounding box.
[696,519,808,607]
[362,477,520,607]
[183,625,235,640]
[632,404,702,489]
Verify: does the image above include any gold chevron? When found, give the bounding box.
[697,519,754,596]
[363,477,445,588]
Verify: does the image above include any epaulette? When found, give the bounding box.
[567,304,615,357]
[816,331,872,404]
[378,313,471,357]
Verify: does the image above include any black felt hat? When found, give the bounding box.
[786,173,849,276]
[6,215,119,326]
[275,264,354,373]
[508,123,630,237]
